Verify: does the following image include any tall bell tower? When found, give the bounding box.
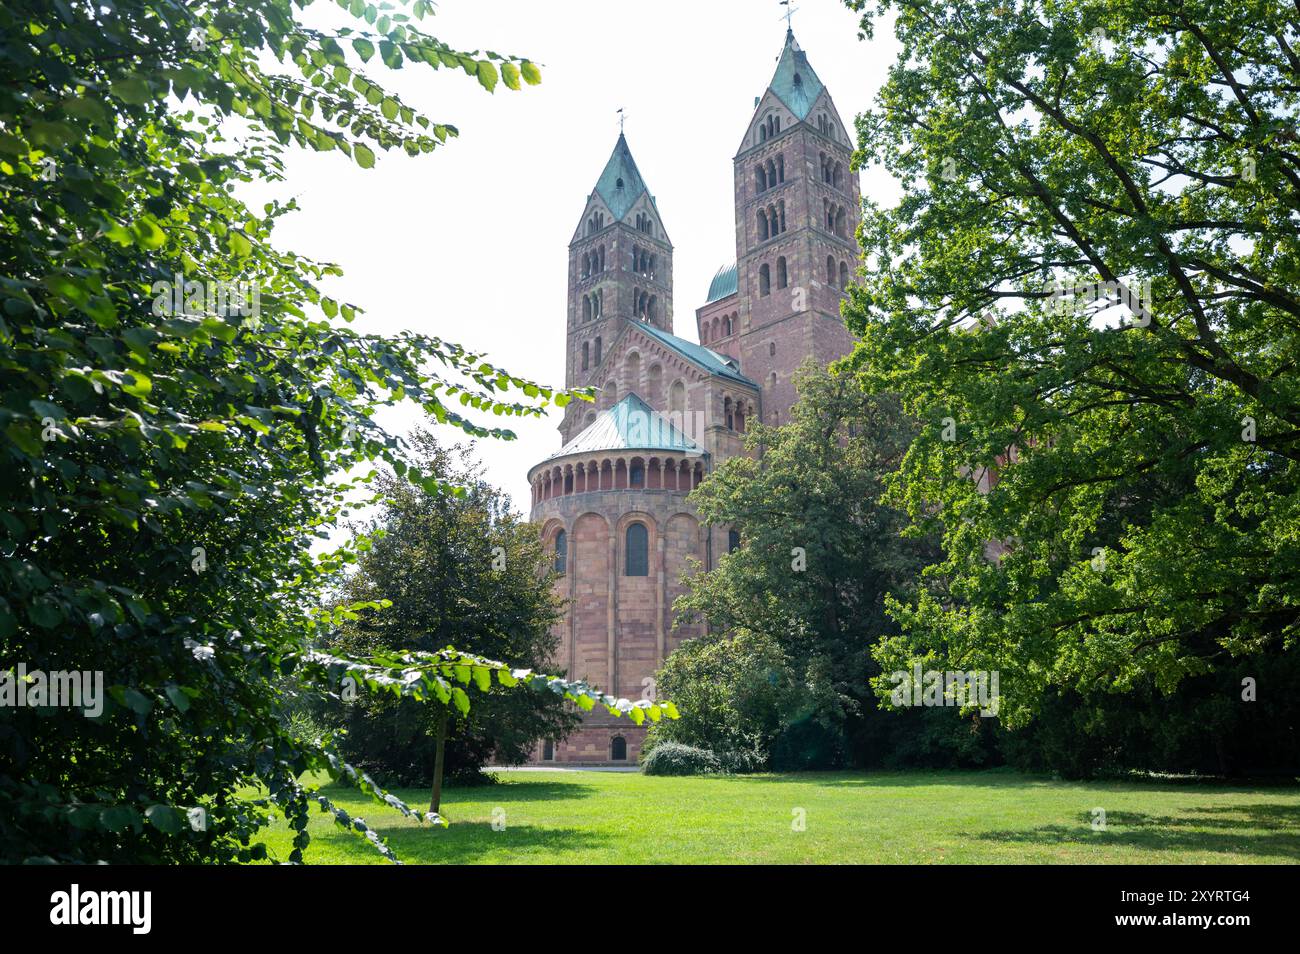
[562,134,673,443]
[731,29,860,423]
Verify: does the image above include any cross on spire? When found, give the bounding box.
[617,107,627,135]
[779,1,799,31]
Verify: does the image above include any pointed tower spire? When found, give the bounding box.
[563,134,674,433]
[592,133,650,223]
[766,27,824,119]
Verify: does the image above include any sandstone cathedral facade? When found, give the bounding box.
[526,31,861,763]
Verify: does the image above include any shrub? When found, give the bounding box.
[641,742,722,776]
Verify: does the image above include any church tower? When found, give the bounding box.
[696,29,861,425]
[524,30,857,766]
[563,134,674,445]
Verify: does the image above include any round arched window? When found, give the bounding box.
[625,523,648,576]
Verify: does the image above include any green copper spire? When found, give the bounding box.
[767,30,824,120]
[593,133,649,222]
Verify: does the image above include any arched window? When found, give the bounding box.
[594,336,602,365]
[543,740,554,761]
[827,255,836,285]
[626,352,640,391]
[758,209,769,241]
[836,207,847,237]
[554,530,567,574]
[756,165,767,192]
[582,296,591,322]
[625,523,648,576]
[725,396,734,430]
[777,256,788,289]
[582,341,590,370]
[778,200,786,233]
[728,529,741,553]
[610,736,627,761]
[777,155,784,183]
[759,263,771,297]
[670,380,686,416]
[769,341,776,357]
[840,261,849,289]
[630,461,644,487]
[724,315,733,336]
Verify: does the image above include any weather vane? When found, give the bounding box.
[617,107,627,134]
[779,1,799,30]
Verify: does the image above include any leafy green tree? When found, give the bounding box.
[0,0,670,864]
[843,0,1300,725]
[643,628,797,773]
[662,364,948,768]
[318,431,579,802]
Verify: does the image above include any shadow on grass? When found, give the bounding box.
[971,803,1300,861]
[322,779,601,805]
[321,821,613,865]
[726,769,1300,796]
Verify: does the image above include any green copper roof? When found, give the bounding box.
[768,30,824,120]
[547,394,702,461]
[593,134,648,222]
[637,323,757,387]
[706,263,738,303]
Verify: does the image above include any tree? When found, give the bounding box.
[659,364,949,769]
[318,431,579,803]
[842,0,1300,726]
[0,0,672,864]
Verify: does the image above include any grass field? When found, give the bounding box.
[257,768,1300,864]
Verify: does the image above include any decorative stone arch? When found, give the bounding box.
[647,363,663,405]
[625,350,642,394]
[628,455,646,488]
[616,510,657,579]
[540,517,568,572]
[669,379,686,416]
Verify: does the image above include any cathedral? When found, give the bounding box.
[526,30,861,763]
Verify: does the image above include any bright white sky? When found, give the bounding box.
[241,0,901,512]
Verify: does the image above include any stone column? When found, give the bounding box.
[567,524,577,678]
[655,527,665,670]
[607,527,617,695]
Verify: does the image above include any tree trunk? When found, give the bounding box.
[429,707,449,815]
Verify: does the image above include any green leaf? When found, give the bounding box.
[354,143,376,168]
[145,804,184,834]
[131,217,166,250]
[109,76,151,105]
[122,371,152,398]
[450,687,470,716]
[164,685,191,713]
[476,60,498,92]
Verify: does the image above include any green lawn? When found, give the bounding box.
[258,769,1300,864]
